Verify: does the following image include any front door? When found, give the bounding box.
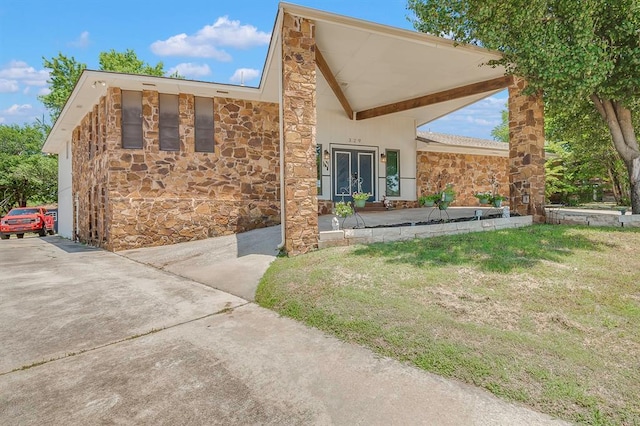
[333,149,375,201]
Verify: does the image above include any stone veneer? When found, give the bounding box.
[72,87,280,251]
[417,152,509,205]
[281,13,318,255]
[509,78,545,221]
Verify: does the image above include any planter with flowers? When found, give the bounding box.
[352,192,371,208]
[474,192,492,205]
[334,201,353,218]
[490,194,507,208]
[419,193,442,207]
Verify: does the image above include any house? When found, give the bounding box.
[42,2,545,256]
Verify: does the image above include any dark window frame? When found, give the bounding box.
[194,96,215,153]
[159,93,180,152]
[121,90,143,149]
[385,149,400,197]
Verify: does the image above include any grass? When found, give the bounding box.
[256,225,640,425]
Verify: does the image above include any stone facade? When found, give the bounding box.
[72,87,280,251]
[72,99,110,246]
[509,78,545,221]
[281,13,318,255]
[416,152,509,206]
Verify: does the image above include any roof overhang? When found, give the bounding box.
[44,2,508,153]
[275,3,508,125]
[43,70,276,153]
[416,135,509,157]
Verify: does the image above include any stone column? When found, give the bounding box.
[281,13,318,256]
[508,78,545,222]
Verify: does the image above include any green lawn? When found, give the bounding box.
[256,225,640,425]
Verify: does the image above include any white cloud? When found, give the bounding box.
[167,63,211,78]
[0,104,32,127]
[0,61,49,86]
[0,79,19,93]
[229,68,260,84]
[465,116,495,126]
[151,16,271,60]
[69,31,90,48]
[38,87,51,96]
[3,104,33,116]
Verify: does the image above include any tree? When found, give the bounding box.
[0,124,57,212]
[408,0,640,213]
[41,49,177,122]
[98,49,165,76]
[491,109,509,143]
[39,54,86,122]
[546,101,631,204]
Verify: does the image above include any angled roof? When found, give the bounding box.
[44,2,507,153]
[417,131,508,157]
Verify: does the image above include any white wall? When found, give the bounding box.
[56,140,73,239]
[317,107,417,201]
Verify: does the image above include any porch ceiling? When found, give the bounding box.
[277,3,508,126]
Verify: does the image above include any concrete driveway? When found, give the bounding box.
[0,236,567,425]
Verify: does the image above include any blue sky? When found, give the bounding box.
[0,0,507,139]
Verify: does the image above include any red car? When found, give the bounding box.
[0,207,55,239]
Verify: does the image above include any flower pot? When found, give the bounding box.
[493,200,502,208]
[443,194,454,202]
[423,201,435,207]
[438,202,449,210]
[354,199,366,208]
[478,198,489,204]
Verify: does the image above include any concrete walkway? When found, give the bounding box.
[119,225,282,301]
[0,236,568,425]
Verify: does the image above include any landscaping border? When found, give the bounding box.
[318,216,533,249]
[545,209,640,227]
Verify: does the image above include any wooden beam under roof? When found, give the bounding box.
[315,47,354,119]
[356,75,514,120]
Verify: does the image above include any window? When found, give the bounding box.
[385,149,400,196]
[316,144,322,195]
[159,94,180,151]
[121,90,143,149]
[195,97,214,152]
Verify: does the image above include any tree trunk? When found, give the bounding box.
[590,95,640,213]
[630,157,640,213]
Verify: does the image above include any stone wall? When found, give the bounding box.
[545,209,640,227]
[72,97,110,246]
[416,152,509,205]
[318,200,334,215]
[281,13,318,256]
[72,88,280,251]
[509,78,545,221]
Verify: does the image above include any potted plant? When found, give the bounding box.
[419,193,441,207]
[438,201,450,210]
[352,192,371,208]
[490,194,507,207]
[334,201,353,218]
[442,184,456,202]
[474,192,492,204]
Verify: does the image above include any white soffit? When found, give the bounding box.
[284,2,506,124]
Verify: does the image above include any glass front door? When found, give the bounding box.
[333,149,375,201]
